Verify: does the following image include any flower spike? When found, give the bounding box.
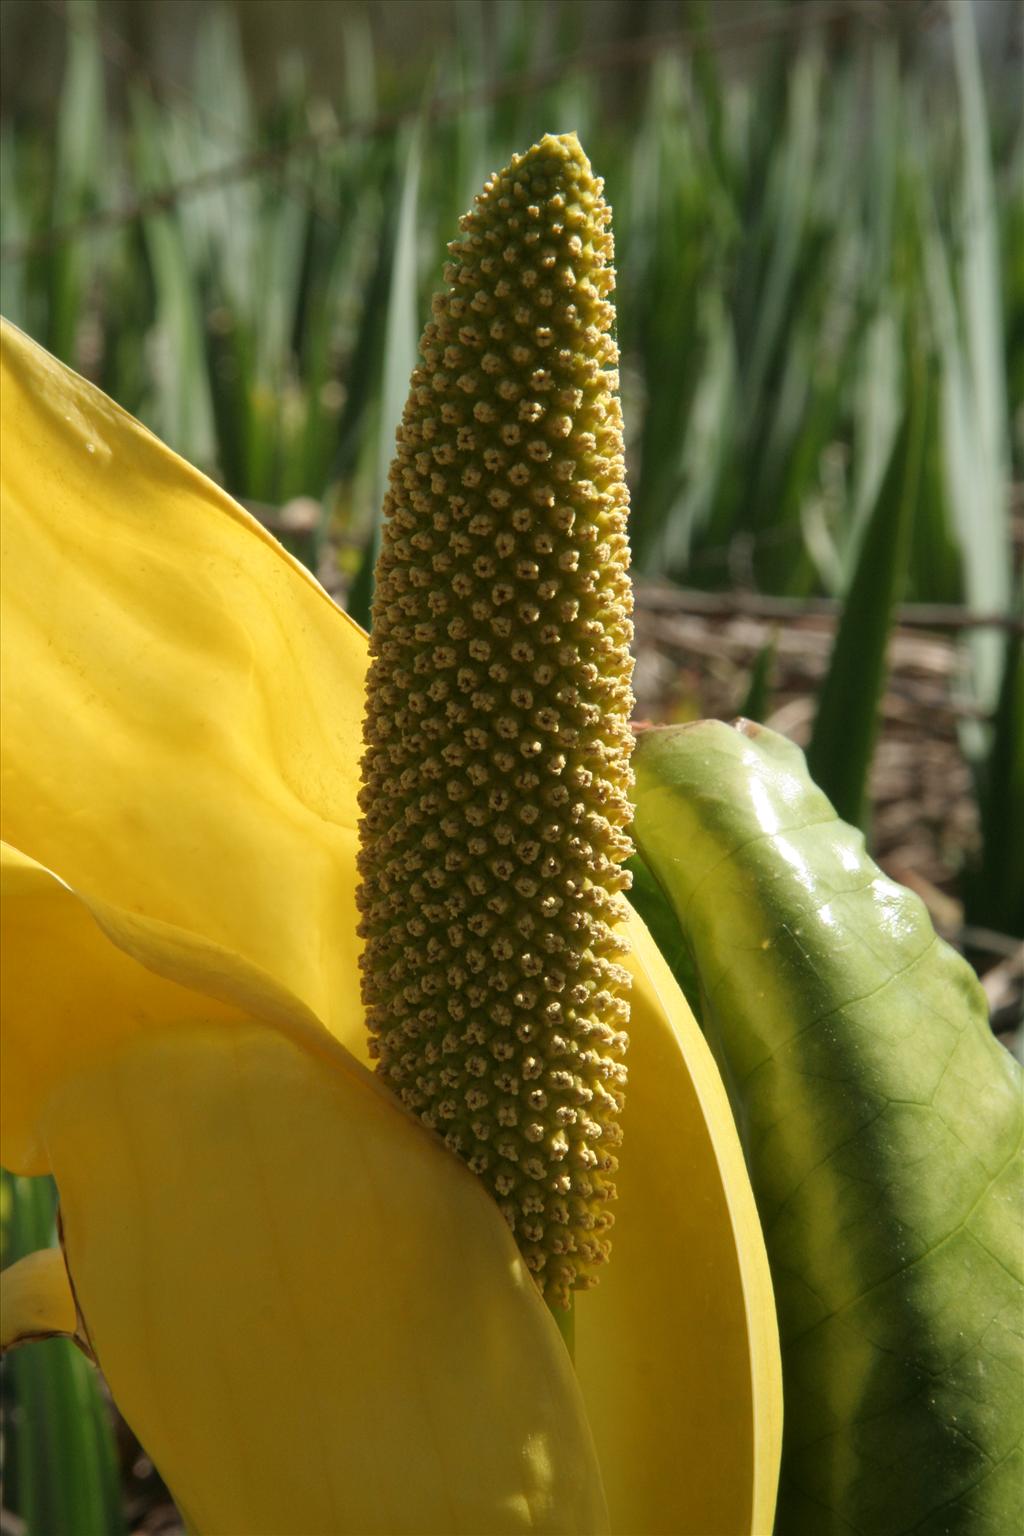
[357,133,635,1305]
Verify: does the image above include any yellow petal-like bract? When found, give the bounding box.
[358,133,635,1307]
[0,318,367,1046]
[48,1016,609,1535]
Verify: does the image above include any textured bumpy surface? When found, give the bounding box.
[357,134,635,1305]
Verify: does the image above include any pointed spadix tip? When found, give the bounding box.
[508,130,593,180]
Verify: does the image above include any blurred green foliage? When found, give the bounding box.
[2,1,1019,602]
[3,0,1020,916]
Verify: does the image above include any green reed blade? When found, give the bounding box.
[806,331,926,832]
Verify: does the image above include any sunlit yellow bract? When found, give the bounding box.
[0,317,781,1534]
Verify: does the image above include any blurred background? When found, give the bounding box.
[0,1,1021,1529]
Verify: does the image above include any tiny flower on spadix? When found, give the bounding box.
[0,134,781,1536]
[358,134,635,1306]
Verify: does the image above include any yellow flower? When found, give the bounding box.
[0,307,780,1535]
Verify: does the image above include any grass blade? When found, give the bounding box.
[921,0,1012,713]
[347,123,423,629]
[968,611,1024,938]
[47,0,106,365]
[805,333,926,830]
[737,634,777,724]
[130,86,217,470]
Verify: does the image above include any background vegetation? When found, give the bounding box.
[1,1,1021,1530]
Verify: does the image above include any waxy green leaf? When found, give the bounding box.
[632,719,1023,1536]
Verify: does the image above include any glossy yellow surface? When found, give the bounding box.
[47,1017,607,1535]
[0,318,781,1533]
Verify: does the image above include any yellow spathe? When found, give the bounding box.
[49,1022,604,1536]
[0,317,366,1046]
[41,972,607,1531]
[0,1246,78,1351]
[0,318,781,1534]
[577,914,782,1536]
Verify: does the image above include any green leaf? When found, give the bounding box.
[632,719,1023,1536]
[623,853,702,1022]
